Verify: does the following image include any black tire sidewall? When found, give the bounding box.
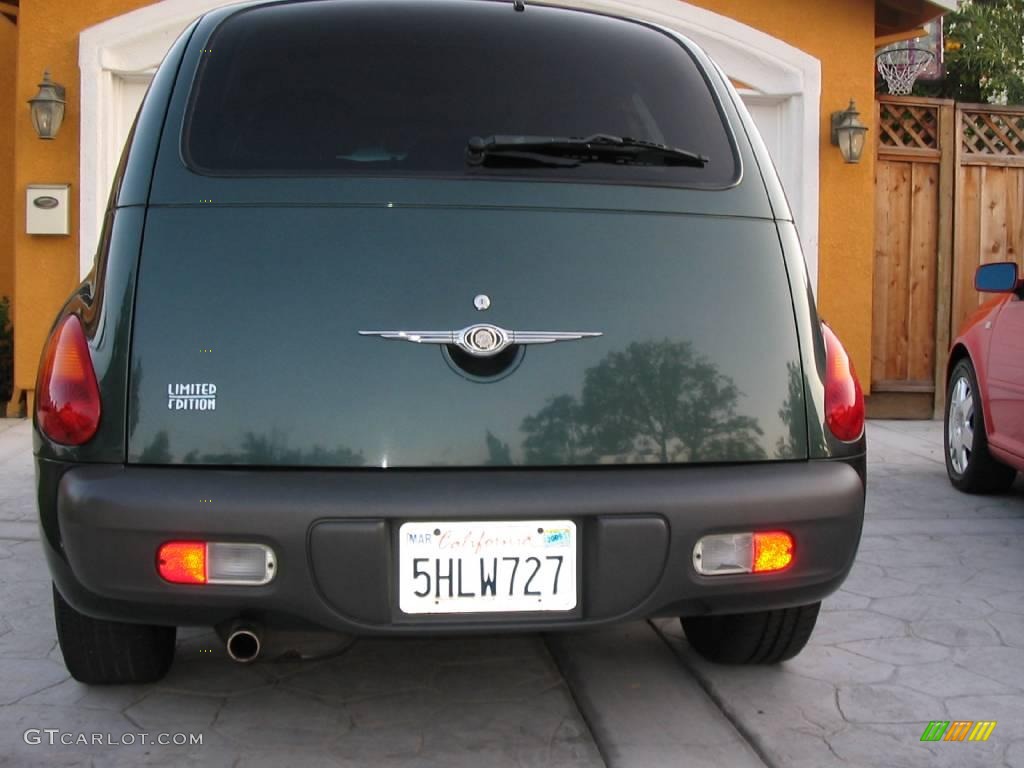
[52,584,175,684]
[681,602,821,665]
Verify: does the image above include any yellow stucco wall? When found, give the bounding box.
[12,0,147,397]
[0,18,16,305]
[11,0,878,395]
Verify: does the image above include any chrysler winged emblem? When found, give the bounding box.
[358,323,602,358]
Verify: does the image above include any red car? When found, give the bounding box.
[946,262,1024,492]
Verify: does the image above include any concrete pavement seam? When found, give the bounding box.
[542,633,612,768]
[648,619,777,768]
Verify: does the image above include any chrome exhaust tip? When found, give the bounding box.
[225,625,261,663]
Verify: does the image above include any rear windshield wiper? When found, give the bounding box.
[466,133,709,169]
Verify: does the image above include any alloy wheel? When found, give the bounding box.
[948,375,975,475]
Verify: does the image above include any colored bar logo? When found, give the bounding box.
[920,721,997,742]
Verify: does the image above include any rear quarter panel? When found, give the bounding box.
[32,22,196,464]
[715,62,862,462]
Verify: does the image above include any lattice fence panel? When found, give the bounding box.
[878,102,939,150]
[961,110,1024,157]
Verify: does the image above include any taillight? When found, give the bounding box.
[158,542,207,584]
[752,532,795,573]
[821,323,864,442]
[36,315,102,445]
[157,541,276,585]
[693,531,795,575]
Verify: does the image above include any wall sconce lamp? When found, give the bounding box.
[28,71,66,140]
[830,100,869,164]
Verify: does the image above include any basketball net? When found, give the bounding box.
[877,47,936,96]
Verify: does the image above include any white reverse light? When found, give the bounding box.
[207,543,276,585]
[693,533,754,575]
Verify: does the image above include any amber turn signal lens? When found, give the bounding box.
[752,531,794,573]
[157,542,207,584]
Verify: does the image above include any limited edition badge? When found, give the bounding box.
[167,383,217,411]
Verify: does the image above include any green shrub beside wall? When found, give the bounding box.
[0,297,12,407]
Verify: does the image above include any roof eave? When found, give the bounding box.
[876,0,957,37]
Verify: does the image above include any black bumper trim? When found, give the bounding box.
[45,460,865,633]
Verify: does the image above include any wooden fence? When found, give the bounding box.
[873,96,1024,416]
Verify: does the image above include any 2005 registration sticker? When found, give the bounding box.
[398,520,577,614]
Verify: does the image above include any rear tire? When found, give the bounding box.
[945,358,1017,494]
[53,585,176,684]
[681,602,820,664]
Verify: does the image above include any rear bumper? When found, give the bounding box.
[39,459,865,633]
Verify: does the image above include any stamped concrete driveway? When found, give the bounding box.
[654,420,1024,768]
[0,418,1022,767]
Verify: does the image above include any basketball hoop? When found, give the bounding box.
[877,46,936,96]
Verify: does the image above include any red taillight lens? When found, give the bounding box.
[752,531,794,573]
[821,323,864,442]
[36,316,102,445]
[158,542,207,584]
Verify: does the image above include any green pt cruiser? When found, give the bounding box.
[34,0,866,683]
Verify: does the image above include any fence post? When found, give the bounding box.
[933,102,957,418]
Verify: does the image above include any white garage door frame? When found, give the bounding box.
[79,0,820,284]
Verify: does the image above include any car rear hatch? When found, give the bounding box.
[127,203,806,467]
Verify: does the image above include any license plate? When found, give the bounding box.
[398,520,577,614]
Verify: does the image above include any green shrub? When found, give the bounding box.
[0,296,12,405]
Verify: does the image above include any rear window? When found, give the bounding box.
[184,0,739,187]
